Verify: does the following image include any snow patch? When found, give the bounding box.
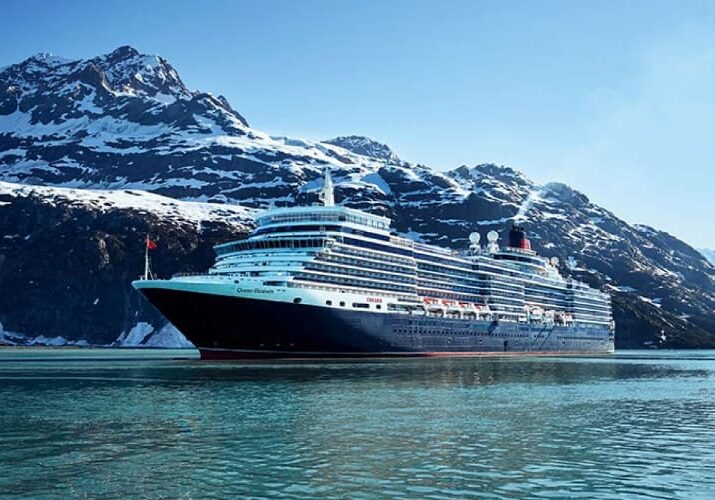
[361,172,393,196]
[29,335,70,346]
[144,323,195,348]
[0,321,25,345]
[638,296,662,308]
[0,181,255,230]
[115,321,154,346]
[402,230,428,243]
[0,322,88,346]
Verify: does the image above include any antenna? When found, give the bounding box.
[485,230,499,254]
[468,232,481,254]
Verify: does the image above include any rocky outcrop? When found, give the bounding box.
[0,182,252,345]
[1,46,714,348]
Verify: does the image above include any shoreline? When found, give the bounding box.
[0,344,196,350]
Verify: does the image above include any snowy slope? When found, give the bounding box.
[699,248,715,266]
[324,136,407,165]
[1,46,714,347]
[0,181,255,227]
[114,322,194,348]
[0,180,252,346]
[0,47,466,211]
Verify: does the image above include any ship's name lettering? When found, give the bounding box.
[236,287,274,294]
[366,297,383,303]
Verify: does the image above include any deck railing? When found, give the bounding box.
[171,272,211,278]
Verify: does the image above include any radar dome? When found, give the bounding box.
[487,230,499,243]
[469,232,481,244]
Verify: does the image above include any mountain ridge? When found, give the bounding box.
[699,248,715,266]
[324,135,406,166]
[1,46,714,348]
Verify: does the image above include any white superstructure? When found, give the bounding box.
[168,170,614,329]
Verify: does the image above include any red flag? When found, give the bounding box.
[147,238,158,250]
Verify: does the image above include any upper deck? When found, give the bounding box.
[211,169,609,306]
[256,205,391,233]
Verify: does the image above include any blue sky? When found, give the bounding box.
[2,0,714,247]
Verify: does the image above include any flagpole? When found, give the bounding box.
[144,234,149,280]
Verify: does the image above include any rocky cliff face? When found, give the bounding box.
[1,47,714,348]
[0,182,252,346]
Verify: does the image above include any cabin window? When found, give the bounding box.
[339,301,345,307]
[376,304,382,310]
[293,298,302,304]
[353,303,370,309]
[326,300,332,306]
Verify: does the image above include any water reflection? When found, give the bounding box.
[0,350,713,497]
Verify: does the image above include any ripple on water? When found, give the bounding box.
[0,349,714,497]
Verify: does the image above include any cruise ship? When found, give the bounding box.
[133,170,615,359]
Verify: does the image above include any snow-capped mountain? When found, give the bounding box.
[699,249,715,266]
[324,136,407,166]
[1,46,714,348]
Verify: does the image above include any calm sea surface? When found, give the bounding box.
[0,349,714,498]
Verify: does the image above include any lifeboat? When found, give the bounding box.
[528,306,544,323]
[423,297,445,317]
[411,305,427,316]
[476,304,493,321]
[442,299,461,316]
[463,309,477,320]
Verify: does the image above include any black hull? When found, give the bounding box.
[138,289,614,359]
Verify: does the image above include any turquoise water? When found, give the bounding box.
[0,349,714,498]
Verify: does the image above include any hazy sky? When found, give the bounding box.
[2,0,714,247]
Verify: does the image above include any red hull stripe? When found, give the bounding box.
[198,348,613,361]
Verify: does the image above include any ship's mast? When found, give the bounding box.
[144,234,151,280]
[321,168,335,207]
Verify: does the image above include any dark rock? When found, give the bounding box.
[0,46,713,347]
